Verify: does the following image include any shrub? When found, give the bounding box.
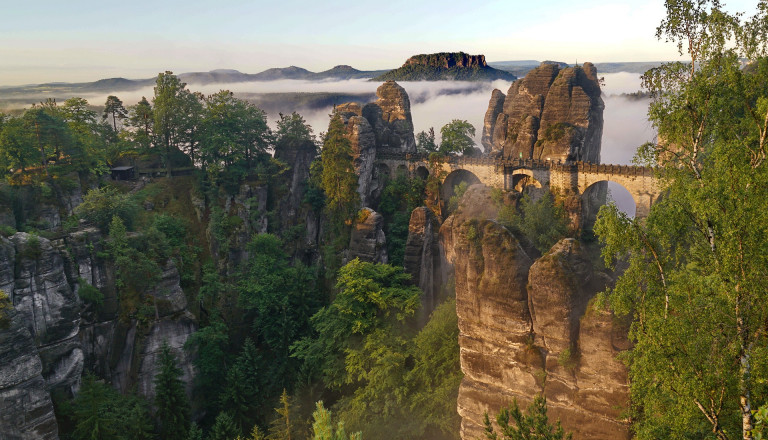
[74,186,139,231]
[77,278,104,306]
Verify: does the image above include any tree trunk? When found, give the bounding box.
[737,292,754,440]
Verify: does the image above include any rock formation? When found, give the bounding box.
[0,307,59,440]
[344,208,388,264]
[9,233,84,397]
[0,222,199,439]
[481,62,604,162]
[440,185,630,440]
[375,52,517,82]
[403,207,444,324]
[336,81,415,206]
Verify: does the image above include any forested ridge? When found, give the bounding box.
[4,1,768,439]
[0,69,468,440]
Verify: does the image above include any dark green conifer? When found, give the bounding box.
[154,342,190,440]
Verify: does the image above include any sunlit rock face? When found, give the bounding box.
[336,81,416,206]
[482,62,604,163]
[440,185,630,440]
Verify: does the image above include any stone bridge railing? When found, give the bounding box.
[375,152,660,219]
[376,151,654,175]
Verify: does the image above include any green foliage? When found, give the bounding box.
[154,342,191,440]
[238,234,321,396]
[275,112,315,150]
[185,319,229,416]
[499,191,568,254]
[416,128,437,152]
[754,404,768,440]
[292,259,420,388]
[126,96,154,153]
[267,389,298,440]
[77,278,104,306]
[0,290,11,330]
[404,299,463,438]
[439,119,476,155]
[304,158,326,213]
[378,172,425,266]
[593,2,768,438]
[311,401,362,440]
[103,95,128,132]
[446,180,469,213]
[484,395,572,440]
[199,90,272,185]
[209,412,242,440]
[20,232,42,260]
[320,113,359,230]
[70,373,154,440]
[75,186,139,231]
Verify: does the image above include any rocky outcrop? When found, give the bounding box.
[403,207,443,325]
[375,52,517,82]
[0,307,59,440]
[9,233,83,397]
[344,208,387,264]
[336,81,415,206]
[482,89,506,154]
[336,103,379,206]
[404,52,489,69]
[441,185,629,440]
[135,314,197,400]
[482,62,604,162]
[362,81,416,153]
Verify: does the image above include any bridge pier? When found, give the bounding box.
[374,153,661,225]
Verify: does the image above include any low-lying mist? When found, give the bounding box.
[1,71,653,215]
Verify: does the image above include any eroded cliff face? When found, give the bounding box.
[336,81,416,207]
[440,185,629,440]
[344,208,388,264]
[481,62,604,163]
[0,223,198,439]
[0,307,59,440]
[403,207,445,325]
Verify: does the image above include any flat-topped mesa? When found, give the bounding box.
[404,52,487,69]
[482,62,604,163]
[375,52,516,81]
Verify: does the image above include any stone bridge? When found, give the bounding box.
[375,151,661,219]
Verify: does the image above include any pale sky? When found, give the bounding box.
[0,0,760,85]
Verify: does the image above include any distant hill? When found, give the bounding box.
[489,60,664,76]
[374,52,517,82]
[0,66,389,109]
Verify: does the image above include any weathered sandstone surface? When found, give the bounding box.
[440,185,629,440]
[482,62,604,163]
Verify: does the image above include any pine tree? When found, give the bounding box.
[267,389,295,440]
[209,412,241,440]
[320,113,359,231]
[154,342,190,440]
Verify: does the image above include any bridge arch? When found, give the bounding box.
[581,180,640,230]
[510,170,543,192]
[415,165,429,180]
[441,169,481,214]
